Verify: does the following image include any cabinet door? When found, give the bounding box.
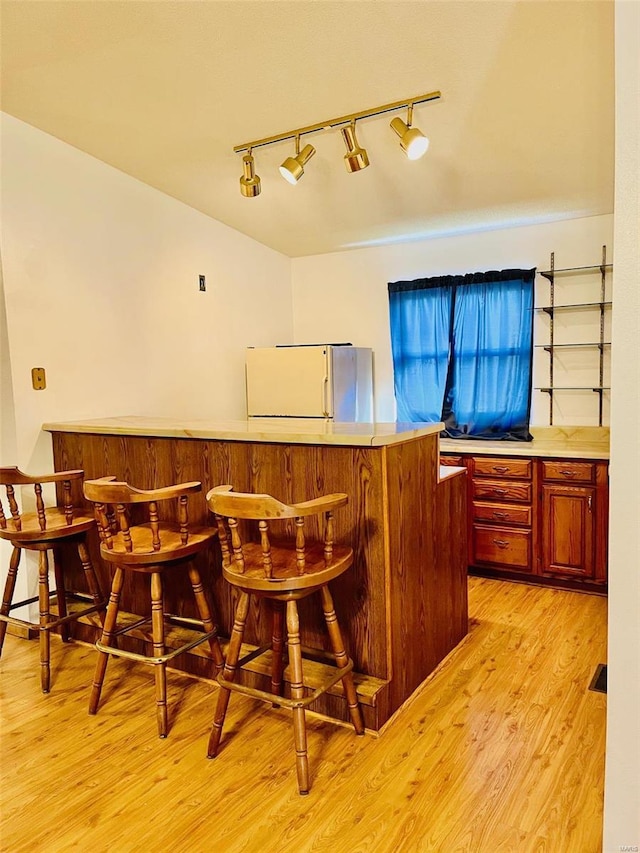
[541,484,595,579]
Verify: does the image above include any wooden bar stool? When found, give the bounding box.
[0,467,106,693]
[83,477,224,738]
[206,484,365,795]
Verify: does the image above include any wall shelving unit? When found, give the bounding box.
[534,245,612,426]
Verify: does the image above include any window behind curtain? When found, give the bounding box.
[388,269,535,440]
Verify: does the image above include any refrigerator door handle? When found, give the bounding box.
[322,374,330,417]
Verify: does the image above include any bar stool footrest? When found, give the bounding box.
[218,657,355,710]
[0,594,105,631]
[96,627,220,666]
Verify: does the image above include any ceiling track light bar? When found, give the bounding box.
[233,90,441,153]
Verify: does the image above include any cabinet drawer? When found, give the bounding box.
[473,457,532,480]
[472,479,532,504]
[542,461,596,484]
[472,525,532,571]
[473,501,532,527]
[440,455,464,467]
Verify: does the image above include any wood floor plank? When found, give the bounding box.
[0,577,606,852]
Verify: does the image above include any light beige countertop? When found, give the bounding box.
[43,415,444,448]
[438,465,466,483]
[440,426,610,460]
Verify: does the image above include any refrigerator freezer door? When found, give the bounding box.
[246,346,332,417]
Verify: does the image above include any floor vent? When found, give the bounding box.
[589,663,607,694]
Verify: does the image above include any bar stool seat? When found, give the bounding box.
[206,484,365,795]
[83,477,224,738]
[0,467,106,693]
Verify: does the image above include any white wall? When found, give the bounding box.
[0,113,292,611]
[1,114,293,470]
[604,2,640,850]
[291,214,614,426]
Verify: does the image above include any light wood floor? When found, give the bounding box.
[0,577,607,853]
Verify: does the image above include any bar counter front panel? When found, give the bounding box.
[46,419,468,731]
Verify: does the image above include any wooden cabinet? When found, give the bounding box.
[468,455,536,576]
[540,459,608,584]
[441,452,608,591]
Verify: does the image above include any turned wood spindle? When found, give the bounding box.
[259,519,273,577]
[7,485,21,531]
[149,500,161,551]
[35,483,47,531]
[62,479,74,524]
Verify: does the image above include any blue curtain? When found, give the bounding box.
[388,269,535,440]
[389,283,452,422]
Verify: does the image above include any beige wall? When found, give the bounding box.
[1,114,293,467]
[291,214,614,425]
[604,2,640,849]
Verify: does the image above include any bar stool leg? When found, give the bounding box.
[320,585,364,736]
[0,546,21,656]
[89,567,124,715]
[270,601,286,699]
[77,537,106,627]
[52,547,70,643]
[208,590,250,759]
[187,564,223,671]
[150,571,168,738]
[38,550,51,694]
[286,599,310,795]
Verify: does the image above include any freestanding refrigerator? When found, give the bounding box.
[245,344,374,421]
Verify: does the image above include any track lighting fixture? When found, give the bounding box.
[279,136,316,185]
[341,121,369,173]
[234,89,440,197]
[390,105,429,160]
[239,150,261,197]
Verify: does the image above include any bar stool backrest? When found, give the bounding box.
[207,484,349,579]
[0,467,84,533]
[83,476,202,553]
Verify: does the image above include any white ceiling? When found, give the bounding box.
[0,0,615,258]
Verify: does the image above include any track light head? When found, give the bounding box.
[390,116,430,160]
[341,122,370,173]
[239,152,261,197]
[279,142,316,185]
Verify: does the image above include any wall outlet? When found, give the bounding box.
[31,367,46,390]
[199,275,206,292]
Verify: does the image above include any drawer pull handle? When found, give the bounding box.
[493,539,510,548]
[492,466,509,474]
[493,511,509,519]
[493,488,507,496]
[560,470,576,478]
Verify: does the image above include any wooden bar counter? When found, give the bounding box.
[43,416,468,731]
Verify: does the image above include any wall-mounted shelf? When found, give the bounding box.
[535,386,611,392]
[536,301,612,314]
[535,246,612,426]
[539,263,612,280]
[535,342,611,352]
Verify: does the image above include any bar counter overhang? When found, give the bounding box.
[43,416,468,732]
